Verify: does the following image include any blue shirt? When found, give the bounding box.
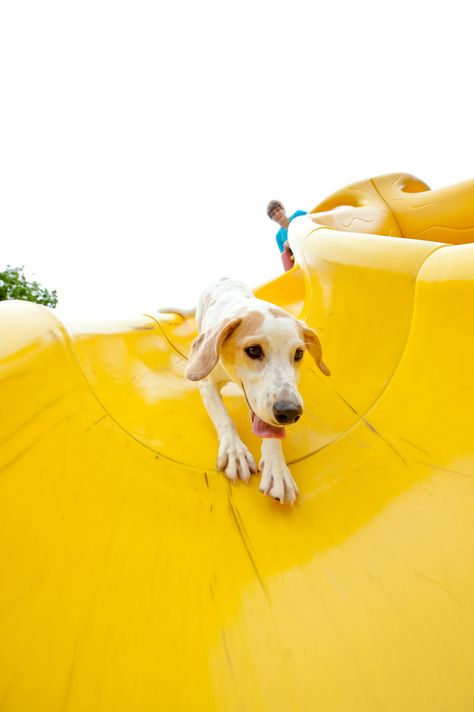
[275,210,307,253]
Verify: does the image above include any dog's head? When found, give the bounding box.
[185,308,330,437]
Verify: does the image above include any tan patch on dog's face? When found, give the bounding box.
[219,311,265,367]
[268,307,291,319]
[234,310,265,338]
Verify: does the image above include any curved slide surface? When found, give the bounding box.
[1,174,473,711]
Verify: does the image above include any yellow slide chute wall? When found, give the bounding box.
[1,173,473,711]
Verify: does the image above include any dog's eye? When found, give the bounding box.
[294,348,304,361]
[245,344,264,360]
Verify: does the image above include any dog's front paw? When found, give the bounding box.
[259,456,299,504]
[217,434,257,483]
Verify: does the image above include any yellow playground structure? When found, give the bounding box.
[1,173,473,711]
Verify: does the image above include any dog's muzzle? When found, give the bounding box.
[272,401,302,425]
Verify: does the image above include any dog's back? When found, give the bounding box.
[197,278,254,330]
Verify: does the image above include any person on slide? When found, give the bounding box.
[266,200,307,271]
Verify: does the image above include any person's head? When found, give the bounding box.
[266,200,287,227]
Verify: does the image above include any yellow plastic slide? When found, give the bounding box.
[1,173,473,711]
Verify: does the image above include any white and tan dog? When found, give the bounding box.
[185,278,330,504]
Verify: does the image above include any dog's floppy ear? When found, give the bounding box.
[300,323,331,376]
[185,316,242,381]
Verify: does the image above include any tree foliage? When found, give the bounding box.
[0,266,58,308]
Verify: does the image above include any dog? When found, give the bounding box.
[183,278,330,504]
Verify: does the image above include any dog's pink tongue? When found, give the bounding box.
[251,415,286,439]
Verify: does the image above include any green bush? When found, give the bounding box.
[0,266,58,308]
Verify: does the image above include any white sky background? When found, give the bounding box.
[1,0,473,321]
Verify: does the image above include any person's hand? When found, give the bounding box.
[284,242,294,260]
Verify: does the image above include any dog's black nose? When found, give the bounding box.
[273,401,303,425]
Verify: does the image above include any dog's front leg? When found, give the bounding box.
[259,439,299,504]
[199,378,257,483]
